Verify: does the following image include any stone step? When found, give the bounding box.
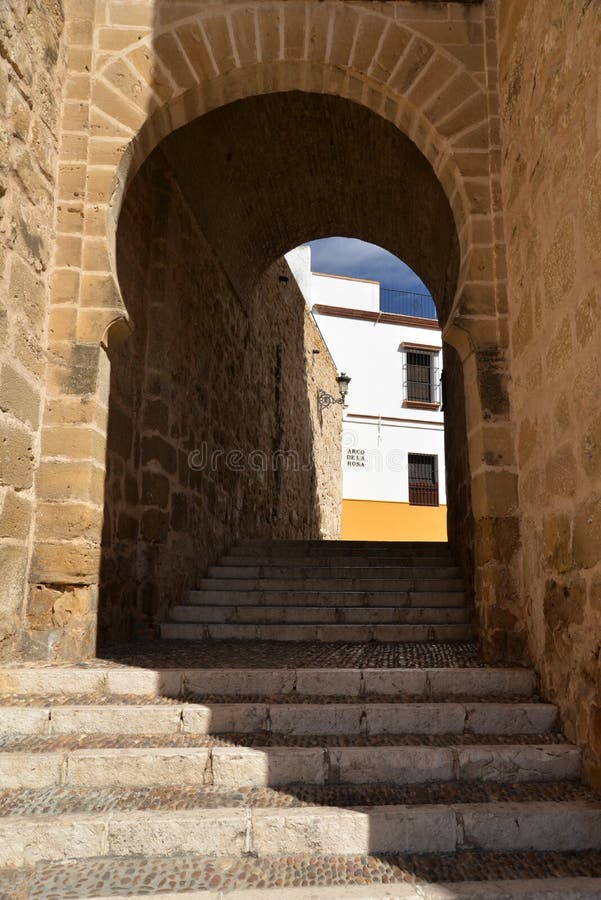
[0,700,558,736]
[10,880,601,900]
[2,795,601,867]
[5,851,601,900]
[200,577,465,592]
[171,606,471,626]
[209,564,463,579]
[229,545,454,559]
[0,743,580,790]
[234,540,449,551]
[161,622,478,642]
[188,589,467,608]
[221,555,457,567]
[0,665,538,700]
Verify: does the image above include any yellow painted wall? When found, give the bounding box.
[341,499,447,542]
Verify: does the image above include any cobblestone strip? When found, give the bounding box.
[0,692,541,707]
[2,850,601,900]
[0,732,569,753]
[0,781,596,818]
[97,640,485,669]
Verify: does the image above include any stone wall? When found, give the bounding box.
[443,343,474,611]
[0,0,518,662]
[0,0,65,658]
[498,0,601,785]
[99,145,341,645]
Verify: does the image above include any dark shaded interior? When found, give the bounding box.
[160,93,460,323]
[99,91,469,647]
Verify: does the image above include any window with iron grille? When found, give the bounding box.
[408,453,439,507]
[401,348,440,407]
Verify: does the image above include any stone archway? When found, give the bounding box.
[29,0,520,661]
[100,90,463,643]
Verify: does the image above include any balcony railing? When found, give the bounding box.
[380,288,437,320]
[408,453,439,507]
[408,481,440,507]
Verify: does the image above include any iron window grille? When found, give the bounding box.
[402,350,441,406]
[408,453,439,507]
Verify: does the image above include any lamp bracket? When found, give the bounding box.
[317,389,344,411]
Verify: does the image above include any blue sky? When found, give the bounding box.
[308,237,430,295]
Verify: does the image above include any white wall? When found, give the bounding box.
[312,272,379,312]
[285,246,314,305]
[343,418,446,504]
[286,244,447,506]
[313,314,443,425]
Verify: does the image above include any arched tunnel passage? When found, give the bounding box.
[153,92,460,320]
[98,91,472,647]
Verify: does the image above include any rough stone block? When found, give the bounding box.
[457,745,581,783]
[269,704,362,736]
[0,544,29,628]
[36,460,104,504]
[30,542,101,584]
[332,746,454,785]
[8,256,45,328]
[0,751,63,788]
[252,806,370,856]
[184,669,295,697]
[460,802,601,852]
[465,703,558,735]
[212,746,327,788]
[366,704,465,736]
[0,817,105,867]
[49,705,182,735]
[0,490,31,540]
[0,421,35,490]
[0,666,105,696]
[67,747,209,788]
[106,668,183,697]
[107,808,247,857]
[0,706,49,735]
[361,670,428,698]
[367,805,457,854]
[295,669,361,696]
[191,703,266,734]
[428,668,536,698]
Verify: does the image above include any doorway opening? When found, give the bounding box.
[97,91,474,647]
[286,238,451,544]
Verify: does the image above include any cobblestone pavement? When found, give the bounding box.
[0,691,540,706]
[2,641,486,670]
[101,640,485,668]
[0,781,596,817]
[3,850,601,899]
[0,731,568,752]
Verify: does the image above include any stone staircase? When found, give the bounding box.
[162,540,477,642]
[1,540,600,897]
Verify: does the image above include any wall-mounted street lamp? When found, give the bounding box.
[318,372,351,411]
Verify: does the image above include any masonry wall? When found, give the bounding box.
[443,343,474,610]
[99,146,341,645]
[0,0,65,658]
[498,0,601,785]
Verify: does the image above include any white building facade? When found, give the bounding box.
[287,246,447,542]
